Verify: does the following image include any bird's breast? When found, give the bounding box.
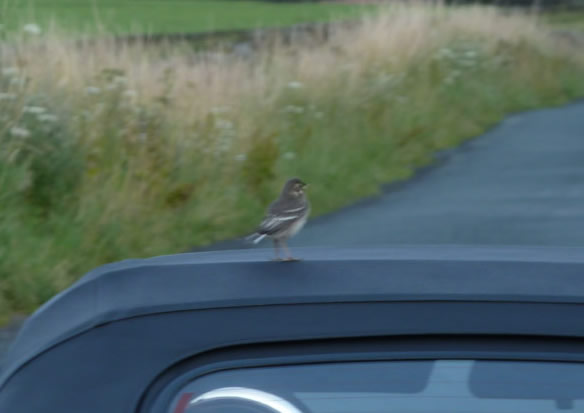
[286,209,309,238]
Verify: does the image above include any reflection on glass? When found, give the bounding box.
[190,387,303,413]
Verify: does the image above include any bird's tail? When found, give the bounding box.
[245,233,267,245]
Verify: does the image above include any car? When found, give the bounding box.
[2,246,584,413]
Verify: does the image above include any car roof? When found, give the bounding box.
[4,245,584,372]
[3,246,584,412]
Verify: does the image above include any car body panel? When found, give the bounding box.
[2,246,584,413]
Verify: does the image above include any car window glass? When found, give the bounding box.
[170,360,584,413]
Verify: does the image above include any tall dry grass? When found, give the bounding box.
[1,4,584,319]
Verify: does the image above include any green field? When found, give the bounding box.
[547,10,584,31]
[1,0,377,34]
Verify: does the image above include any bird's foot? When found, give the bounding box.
[282,257,301,262]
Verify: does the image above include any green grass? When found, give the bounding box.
[546,10,584,31]
[1,0,377,34]
[1,5,584,322]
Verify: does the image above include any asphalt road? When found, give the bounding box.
[2,100,584,364]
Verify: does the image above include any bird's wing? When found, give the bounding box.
[257,213,300,235]
[257,201,308,235]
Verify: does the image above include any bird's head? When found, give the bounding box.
[282,177,307,198]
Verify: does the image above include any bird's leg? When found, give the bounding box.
[282,240,299,261]
[272,239,283,261]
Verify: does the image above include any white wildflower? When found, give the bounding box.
[282,151,296,160]
[0,93,16,100]
[85,86,101,95]
[113,76,127,86]
[1,67,18,77]
[436,48,454,59]
[287,81,303,89]
[282,105,304,114]
[10,126,31,138]
[9,77,25,87]
[211,106,230,114]
[23,106,46,114]
[38,113,58,123]
[123,90,137,98]
[215,119,233,129]
[234,153,247,162]
[377,73,398,85]
[22,23,41,35]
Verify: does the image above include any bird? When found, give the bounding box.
[247,177,310,261]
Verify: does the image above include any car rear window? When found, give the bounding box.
[170,360,584,413]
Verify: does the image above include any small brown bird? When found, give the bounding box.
[247,178,310,261]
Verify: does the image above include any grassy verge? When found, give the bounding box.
[546,9,584,31]
[1,5,584,321]
[0,0,377,35]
